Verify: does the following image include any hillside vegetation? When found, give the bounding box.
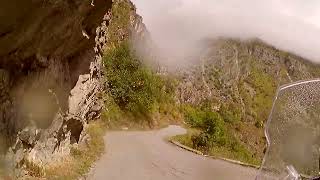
[97,0,180,130]
[97,0,320,166]
[102,41,179,129]
[173,39,320,164]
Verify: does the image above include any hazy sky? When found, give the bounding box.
[132,0,320,63]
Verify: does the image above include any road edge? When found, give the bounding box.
[169,140,260,169]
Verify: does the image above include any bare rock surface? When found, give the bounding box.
[0,0,115,177]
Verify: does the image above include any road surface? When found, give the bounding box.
[89,125,257,180]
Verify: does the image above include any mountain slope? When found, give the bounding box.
[176,39,320,162]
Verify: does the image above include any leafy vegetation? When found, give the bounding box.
[102,41,179,128]
[98,0,180,129]
[177,104,260,165]
[104,42,159,116]
[172,132,260,166]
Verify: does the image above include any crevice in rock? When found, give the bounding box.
[66,117,84,144]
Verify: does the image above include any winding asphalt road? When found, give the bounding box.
[89,125,257,180]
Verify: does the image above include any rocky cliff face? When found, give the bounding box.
[0,0,119,176]
[0,0,148,177]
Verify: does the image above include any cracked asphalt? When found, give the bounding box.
[89,125,257,180]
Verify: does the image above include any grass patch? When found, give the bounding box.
[25,159,45,178]
[171,129,261,166]
[171,129,200,148]
[45,121,105,180]
[237,58,277,126]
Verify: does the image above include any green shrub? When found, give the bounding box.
[192,132,210,151]
[103,96,123,121]
[181,104,259,164]
[183,105,227,146]
[202,112,227,146]
[182,105,206,127]
[103,41,164,118]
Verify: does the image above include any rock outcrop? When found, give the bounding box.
[0,0,151,177]
[0,0,117,177]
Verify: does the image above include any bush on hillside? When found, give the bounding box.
[103,41,170,119]
[183,105,227,146]
[183,105,256,163]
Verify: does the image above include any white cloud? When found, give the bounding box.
[132,0,320,64]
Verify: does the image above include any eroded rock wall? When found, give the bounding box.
[0,0,117,177]
[0,0,150,177]
[0,0,112,146]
